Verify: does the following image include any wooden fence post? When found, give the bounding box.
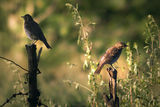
[25,44,40,107]
[103,67,119,107]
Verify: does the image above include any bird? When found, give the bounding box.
[21,14,52,49]
[94,42,127,74]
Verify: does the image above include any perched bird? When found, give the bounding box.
[21,14,51,49]
[95,42,127,74]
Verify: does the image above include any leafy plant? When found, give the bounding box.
[65,3,160,106]
[118,15,160,107]
[65,3,108,107]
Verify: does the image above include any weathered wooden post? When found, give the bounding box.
[25,44,40,107]
[103,67,119,107]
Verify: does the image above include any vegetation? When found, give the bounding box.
[65,3,160,107]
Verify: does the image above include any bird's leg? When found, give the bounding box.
[33,40,38,44]
[31,40,35,45]
[32,40,38,45]
[111,64,116,70]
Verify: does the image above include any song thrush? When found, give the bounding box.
[21,14,51,49]
[94,42,127,74]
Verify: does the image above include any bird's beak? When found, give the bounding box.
[21,16,24,18]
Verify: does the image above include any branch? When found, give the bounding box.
[38,100,48,107]
[64,80,94,93]
[37,47,43,64]
[0,92,28,107]
[73,82,94,93]
[36,47,43,74]
[103,93,110,104]
[0,56,28,72]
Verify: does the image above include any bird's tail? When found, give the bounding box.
[43,40,52,49]
[94,63,104,74]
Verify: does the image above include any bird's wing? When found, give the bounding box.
[32,22,51,48]
[105,47,121,63]
[109,47,119,57]
[95,47,119,74]
[98,55,107,66]
[95,55,106,74]
[32,22,46,40]
[25,21,40,38]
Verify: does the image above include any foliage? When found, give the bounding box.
[66,3,160,106]
[0,57,28,106]
[65,3,109,107]
[118,15,160,107]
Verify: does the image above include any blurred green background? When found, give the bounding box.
[0,0,160,106]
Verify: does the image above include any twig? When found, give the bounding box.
[0,56,28,72]
[36,47,43,74]
[64,80,94,93]
[73,82,94,93]
[38,100,48,107]
[39,103,48,107]
[0,92,28,107]
[103,93,109,104]
[37,47,43,64]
